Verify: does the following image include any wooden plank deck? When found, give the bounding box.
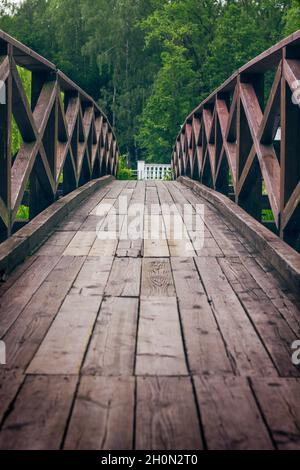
[0,180,300,450]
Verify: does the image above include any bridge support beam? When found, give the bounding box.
[280,46,300,252]
[0,42,12,241]
[236,73,264,223]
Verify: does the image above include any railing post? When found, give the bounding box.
[280,45,300,251]
[63,90,79,194]
[29,70,57,220]
[236,73,264,222]
[0,41,12,241]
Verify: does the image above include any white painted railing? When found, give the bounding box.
[137,161,172,180]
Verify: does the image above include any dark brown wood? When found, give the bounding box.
[193,376,273,450]
[172,33,300,250]
[82,297,138,376]
[64,376,135,450]
[251,378,300,450]
[0,31,119,241]
[0,180,300,450]
[136,377,203,450]
[0,47,12,241]
[0,375,77,450]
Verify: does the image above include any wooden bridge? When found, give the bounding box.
[0,31,300,450]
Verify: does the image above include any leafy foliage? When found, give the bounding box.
[0,0,295,165]
[285,0,300,34]
[117,155,135,180]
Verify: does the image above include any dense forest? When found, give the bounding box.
[0,0,299,164]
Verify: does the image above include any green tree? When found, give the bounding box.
[137,48,198,163]
[285,0,300,34]
[136,0,221,162]
[81,0,165,164]
[205,0,290,91]
[0,0,292,167]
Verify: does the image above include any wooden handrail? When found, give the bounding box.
[0,30,119,241]
[172,30,300,252]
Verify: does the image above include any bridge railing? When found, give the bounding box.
[0,30,119,241]
[172,30,300,252]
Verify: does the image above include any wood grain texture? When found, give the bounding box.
[251,378,300,450]
[27,295,102,375]
[3,281,76,370]
[89,238,118,257]
[82,297,138,376]
[172,258,233,375]
[65,376,135,450]
[35,231,76,256]
[141,258,175,297]
[193,376,273,450]
[195,257,277,377]
[0,369,24,423]
[219,257,299,377]
[105,257,141,297]
[0,179,299,450]
[63,231,96,256]
[136,297,187,376]
[143,239,169,257]
[71,256,113,296]
[136,377,203,450]
[0,255,60,336]
[0,375,77,450]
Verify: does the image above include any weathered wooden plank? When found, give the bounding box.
[136,377,203,450]
[63,231,96,256]
[89,238,118,257]
[57,214,86,232]
[65,376,135,450]
[126,180,137,189]
[168,239,196,257]
[171,257,203,304]
[116,239,143,258]
[143,239,169,257]
[99,214,125,235]
[141,258,175,297]
[144,214,165,238]
[105,181,128,199]
[90,198,116,216]
[174,182,253,257]
[45,255,85,283]
[0,255,37,298]
[219,257,299,377]
[0,255,60,337]
[35,231,76,256]
[82,297,138,376]
[71,257,113,296]
[172,258,233,375]
[0,375,77,450]
[136,297,187,375]
[251,378,300,450]
[193,376,273,450]
[194,236,224,257]
[105,258,141,297]
[27,295,102,375]
[4,281,76,370]
[242,256,300,336]
[79,215,105,232]
[194,257,277,376]
[0,369,24,423]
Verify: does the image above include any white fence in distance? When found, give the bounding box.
[137,161,172,180]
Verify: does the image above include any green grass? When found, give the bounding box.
[163,169,173,181]
[117,155,136,180]
[262,209,274,222]
[16,205,29,220]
